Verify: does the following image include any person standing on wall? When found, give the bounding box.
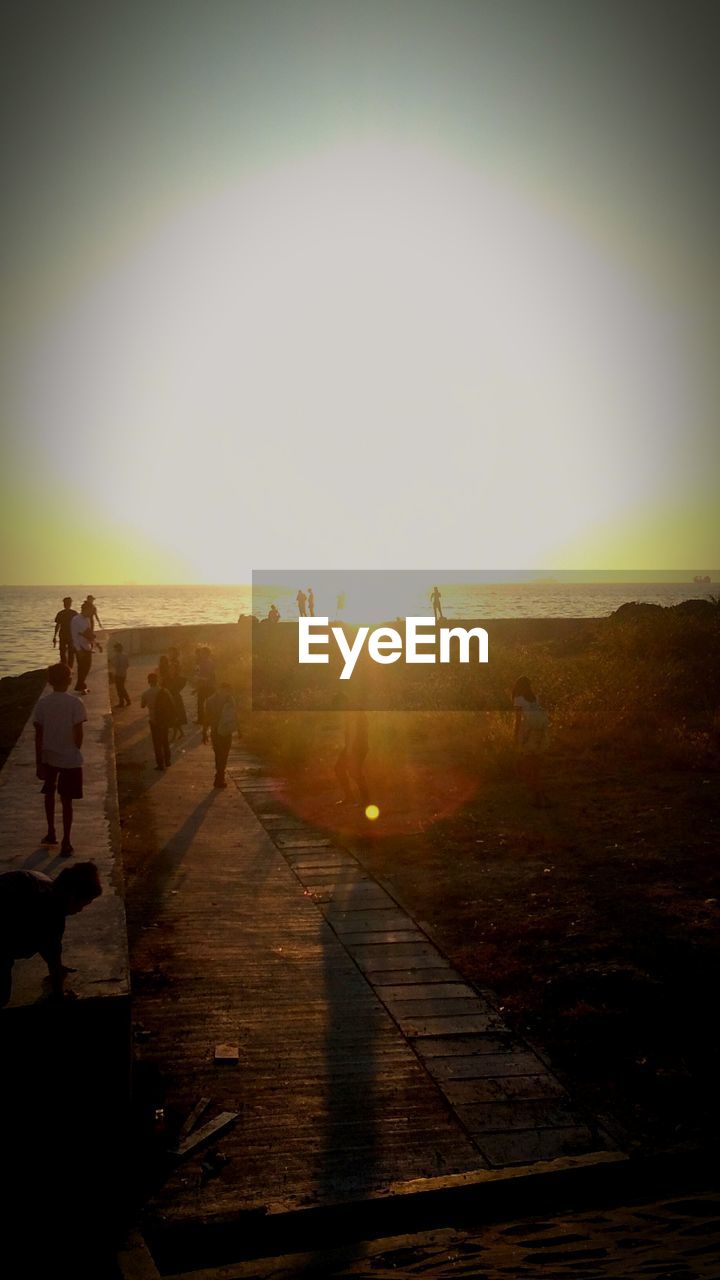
[81,594,103,632]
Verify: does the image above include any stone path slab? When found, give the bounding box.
[236,758,618,1174]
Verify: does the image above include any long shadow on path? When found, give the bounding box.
[126,789,221,944]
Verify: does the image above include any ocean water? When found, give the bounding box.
[0,585,251,680]
[0,580,716,679]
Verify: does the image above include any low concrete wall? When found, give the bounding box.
[111,620,242,655]
[0,646,131,1257]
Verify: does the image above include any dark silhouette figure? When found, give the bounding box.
[166,647,188,739]
[335,697,369,807]
[296,589,307,617]
[203,682,237,788]
[267,603,280,623]
[430,585,443,622]
[512,675,550,807]
[307,587,315,617]
[141,672,174,770]
[194,646,216,724]
[52,597,77,668]
[0,861,102,1006]
[33,662,86,856]
[81,594,103,631]
[111,643,131,707]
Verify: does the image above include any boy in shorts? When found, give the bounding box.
[33,663,87,855]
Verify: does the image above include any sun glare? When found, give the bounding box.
[9,140,699,579]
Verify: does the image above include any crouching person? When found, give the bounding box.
[0,862,102,1007]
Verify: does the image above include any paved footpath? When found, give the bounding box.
[116,656,618,1250]
[112,656,720,1279]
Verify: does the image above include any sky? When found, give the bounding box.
[1,0,718,583]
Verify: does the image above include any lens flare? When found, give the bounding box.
[365,804,380,821]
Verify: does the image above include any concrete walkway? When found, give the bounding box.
[116,657,618,1253]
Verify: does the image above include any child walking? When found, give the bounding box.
[512,676,549,807]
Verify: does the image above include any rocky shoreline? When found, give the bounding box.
[0,668,48,771]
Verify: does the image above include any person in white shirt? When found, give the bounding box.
[33,663,87,855]
[71,604,95,693]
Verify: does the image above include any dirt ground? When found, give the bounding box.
[260,720,720,1155]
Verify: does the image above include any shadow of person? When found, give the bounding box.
[314,873,383,1211]
[126,790,221,938]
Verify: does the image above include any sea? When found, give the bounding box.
[0,581,716,680]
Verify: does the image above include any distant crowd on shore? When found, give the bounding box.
[258,584,445,623]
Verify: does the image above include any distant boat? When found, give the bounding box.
[693,575,711,583]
